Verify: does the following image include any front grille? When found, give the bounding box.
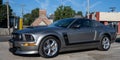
[12,34,23,41]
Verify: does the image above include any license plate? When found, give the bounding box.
[9,42,13,48]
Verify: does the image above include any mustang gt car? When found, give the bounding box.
[9,18,116,58]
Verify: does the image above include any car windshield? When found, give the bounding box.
[49,18,74,28]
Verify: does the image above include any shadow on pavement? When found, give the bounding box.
[12,48,96,57]
[0,36,11,42]
[0,40,9,42]
[9,48,40,57]
[115,38,120,43]
[59,48,96,55]
[15,54,40,57]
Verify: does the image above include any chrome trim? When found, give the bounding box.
[15,51,38,54]
[43,39,58,56]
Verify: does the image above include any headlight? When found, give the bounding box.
[19,35,22,39]
[24,34,35,41]
[12,34,23,41]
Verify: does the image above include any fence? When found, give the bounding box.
[0,28,13,35]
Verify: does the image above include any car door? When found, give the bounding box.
[66,19,96,44]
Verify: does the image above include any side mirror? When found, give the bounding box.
[71,24,81,29]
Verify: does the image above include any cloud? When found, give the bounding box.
[35,0,49,9]
[35,0,41,4]
[90,1,102,9]
[41,0,49,9]
[58,0,66,5]
[9,0,15,4]
[81,0,87,8]
[58,0,80,7]
[9,0,19,6]
[66,0,80,7]
[57,0,87,11]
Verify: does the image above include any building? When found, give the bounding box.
[89,12,120,34]
[31,10,52,26]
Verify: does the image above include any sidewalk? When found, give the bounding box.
[0,35,11,42]
[117,34,120,38]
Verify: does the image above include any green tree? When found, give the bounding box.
[31,8,39,23]
[23,8,39,25]
[76,11,83,17]
[0,4,12,27]
[23,13,31,25]
[54,5,75,21]
[0,0,2,5]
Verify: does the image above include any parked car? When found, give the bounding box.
[9,18,116,58]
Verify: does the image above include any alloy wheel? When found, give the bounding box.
[102,37,110,50]
[43,39,58,56]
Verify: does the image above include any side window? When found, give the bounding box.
[70,19,82,28]
[70,19,94,28]
[82,20,93,27]
[94,21,104,27]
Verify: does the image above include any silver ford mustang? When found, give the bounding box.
[9,18,116,58]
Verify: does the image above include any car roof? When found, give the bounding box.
[63,18,95,21]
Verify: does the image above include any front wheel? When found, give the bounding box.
[98,36,111,51]
[38,36,60,58]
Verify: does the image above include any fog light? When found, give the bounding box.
[22,43,36,46]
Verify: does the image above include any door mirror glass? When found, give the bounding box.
[71,24,81,29]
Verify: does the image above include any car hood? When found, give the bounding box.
[13,26,62,34]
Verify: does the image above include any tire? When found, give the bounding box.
[38,36,60,58]
[98,35,111,51]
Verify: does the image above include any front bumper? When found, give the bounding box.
[9,39,39,54]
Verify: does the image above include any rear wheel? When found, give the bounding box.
[98,36,111,51]
[38,36,60,58]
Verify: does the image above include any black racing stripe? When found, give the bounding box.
[63,33,69,45]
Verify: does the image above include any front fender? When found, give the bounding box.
[35,31,66,49]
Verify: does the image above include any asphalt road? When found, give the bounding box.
[0,36,120,60]
[0,36,11,42]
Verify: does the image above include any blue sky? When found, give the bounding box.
[3,0,120,17]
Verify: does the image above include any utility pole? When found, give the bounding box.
[12,12,16,31]
[18,4,25,30]
[6,0,10,35]
[21,4,25,18]
[87,0,90,19]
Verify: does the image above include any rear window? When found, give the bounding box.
[93,21,104,27]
